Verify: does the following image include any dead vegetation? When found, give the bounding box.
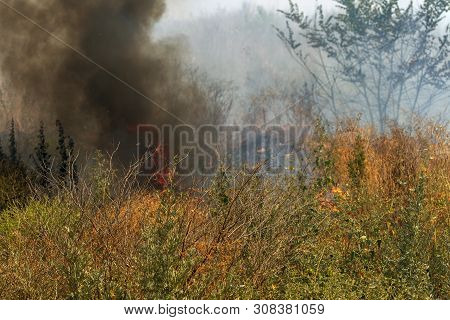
[0,120,448,299]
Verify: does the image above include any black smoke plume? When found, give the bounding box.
[0,0,208,161]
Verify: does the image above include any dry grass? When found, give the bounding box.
[0,120,448,299]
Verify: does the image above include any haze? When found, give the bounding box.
[163,0,424,20]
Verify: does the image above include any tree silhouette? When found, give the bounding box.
[278,0,450,130]
[33,121,51,187]
[8,119,17,164]
[56,120,69,181]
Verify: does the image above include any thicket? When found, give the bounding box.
[0,120,78,211]
[0,119,447,299]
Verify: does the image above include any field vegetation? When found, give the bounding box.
[0,118,448,300]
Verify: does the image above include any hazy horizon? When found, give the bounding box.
[161,0,426,21]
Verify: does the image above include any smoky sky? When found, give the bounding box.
[0,0,209,160]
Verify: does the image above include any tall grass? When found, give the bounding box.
[0,121,448,299]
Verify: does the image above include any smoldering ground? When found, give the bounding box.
[0,0,210,161]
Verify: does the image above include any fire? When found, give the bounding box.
[149,144,173,189]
